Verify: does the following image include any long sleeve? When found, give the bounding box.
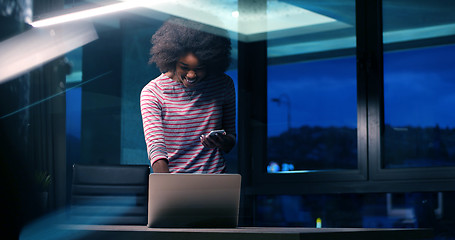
[223,75,236,138]
[140,80,168,166]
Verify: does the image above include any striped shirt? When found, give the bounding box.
[140,73,236,173]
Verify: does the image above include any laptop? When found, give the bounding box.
[147,173,241,228]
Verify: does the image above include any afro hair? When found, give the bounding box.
[149,18,232,74]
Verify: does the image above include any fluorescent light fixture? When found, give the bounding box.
[0,22,98,84]
[31,0,165,27]
[31,2,136,27]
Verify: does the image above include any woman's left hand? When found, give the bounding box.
[200,132,235,153]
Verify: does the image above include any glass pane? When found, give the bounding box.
[383,0,455,168]
[1,0,247,216]
[66,49,82,166]
[267,1,357,173]
[64,5,241,170]
[254,191,455,237]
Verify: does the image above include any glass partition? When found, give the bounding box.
[5,2,455,238]
[58,1,244,169]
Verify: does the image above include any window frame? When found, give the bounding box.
[238,0,455,195]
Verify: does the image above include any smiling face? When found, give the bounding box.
[173,52,207,88]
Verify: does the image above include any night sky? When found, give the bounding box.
[384,44,455,129]
[264,44,455,136]
[267,56,357,136]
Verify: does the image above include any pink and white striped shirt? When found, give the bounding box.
[140,73,236,173]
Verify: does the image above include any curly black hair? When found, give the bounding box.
[149,18,231,74]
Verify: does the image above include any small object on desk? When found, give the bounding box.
[316,217,322,228]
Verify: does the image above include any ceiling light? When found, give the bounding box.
[31,0,165,27]
[0,22,97,84]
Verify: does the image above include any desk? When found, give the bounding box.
[59,225,433,240]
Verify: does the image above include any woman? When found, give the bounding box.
[141,18,236,173]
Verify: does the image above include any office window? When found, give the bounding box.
[266,1,357,173]
[267,58,357,172]
[382,0,455,168]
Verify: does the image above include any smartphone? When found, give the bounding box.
[208,129,226,136]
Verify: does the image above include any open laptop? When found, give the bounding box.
[147,173,241,228]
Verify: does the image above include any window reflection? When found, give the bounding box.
[255,191,453,233]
